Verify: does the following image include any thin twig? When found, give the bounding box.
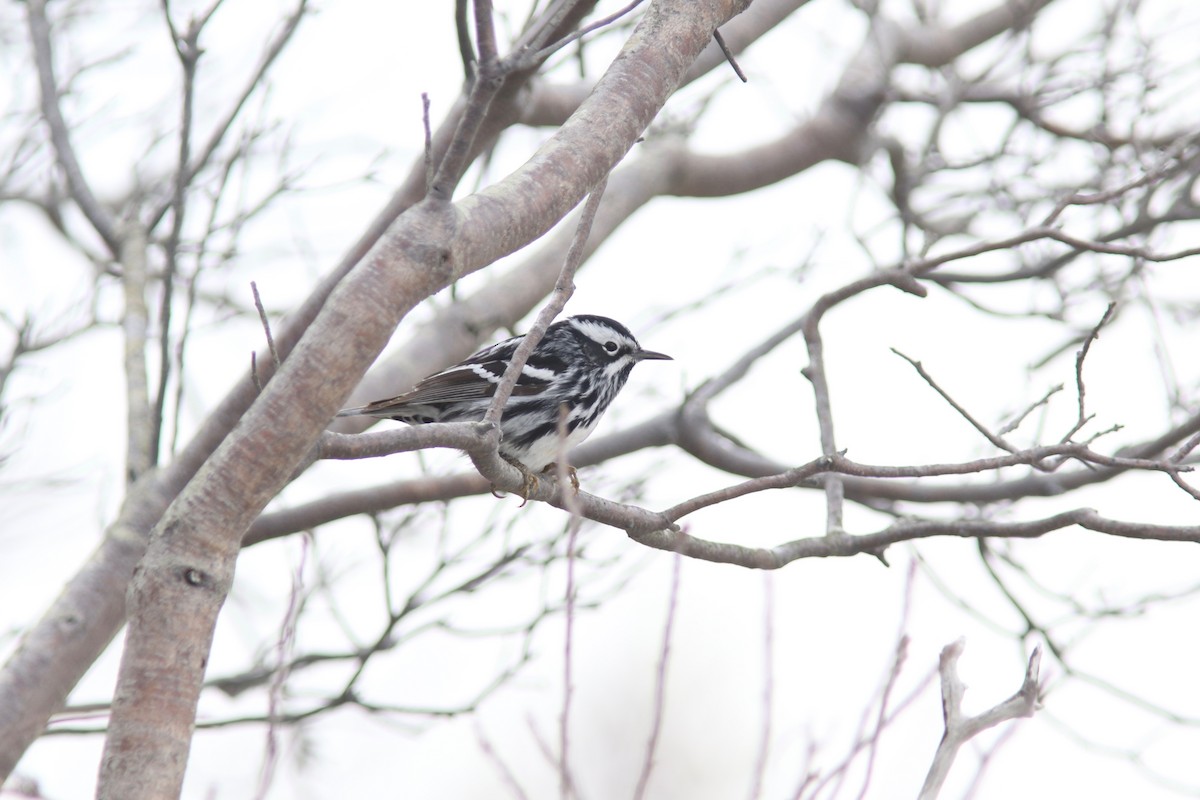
[1064,302,1116,441]
[455,0,477,82]
[747,572,774,800]
[525,0,647,69]
[713,28,748,83]
[855,561,917,800]
[482,176,610,428]
[422,93,435,194]
[527,715,583,800]
[892,348,1018,453]
[251,281,281,370]
[959,722,1020,800]
[633,553,683,800]
[997,384,1063,436]
[153,1,203,468]
[800,320,844,533]
[556,405,584,799]
[252,533,309,800]
[1168,429,1200,463]
[26,0,119,253]
[475,722,530,800]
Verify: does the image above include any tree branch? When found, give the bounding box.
[918,641,1042,800]
[25,0,120,254]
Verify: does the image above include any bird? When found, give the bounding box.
[336,314,671,491]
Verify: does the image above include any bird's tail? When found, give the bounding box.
[335,396,405,418]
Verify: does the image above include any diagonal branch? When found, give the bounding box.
[892,348,1018,453]
[26,0,119,254]
[483,176,608,427]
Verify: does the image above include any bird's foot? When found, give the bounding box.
[497,454,540,506]
[544,464,580,494]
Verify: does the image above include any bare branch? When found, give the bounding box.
[997,384,1063,436]
[524,1,647,69]
[632,554,683,800]
[476,723,530,800]
[917,642,1041,800]
[250,282,280,372]
[747,572,773,800]
[1064,302,1116,441]
[472,0,499,68]
[892,348,1018,453]
[455,0,476,82]
[712,28,748,83]
[152,0,206,466]
[10,2,1200,795]
[483,176,608,428]
[558,476,581,800]
[119,221,154,482]
[801,310,845,534]
[25,0,119,253]
[422,92,435,192]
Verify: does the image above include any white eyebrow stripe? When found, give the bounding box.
[571,318,622,345]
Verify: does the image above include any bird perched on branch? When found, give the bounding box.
[336,314,671,493]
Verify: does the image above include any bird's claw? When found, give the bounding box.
[563,465,580,494]
[516,470,539,507]
[499,454,540,506]
[494,458,579,505]
[539,464,579,494]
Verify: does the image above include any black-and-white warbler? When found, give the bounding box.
[337,314,671,475]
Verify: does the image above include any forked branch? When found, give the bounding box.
[918,641,1042,800]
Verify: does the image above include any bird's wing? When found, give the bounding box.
[337,345,561,418]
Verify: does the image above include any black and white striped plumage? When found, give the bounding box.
[337,315,671,471]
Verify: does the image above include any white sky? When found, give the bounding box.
[3,1,1200,798]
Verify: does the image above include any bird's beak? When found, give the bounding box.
[634,349,672,362]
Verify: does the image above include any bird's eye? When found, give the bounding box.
[604,341,619,353]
